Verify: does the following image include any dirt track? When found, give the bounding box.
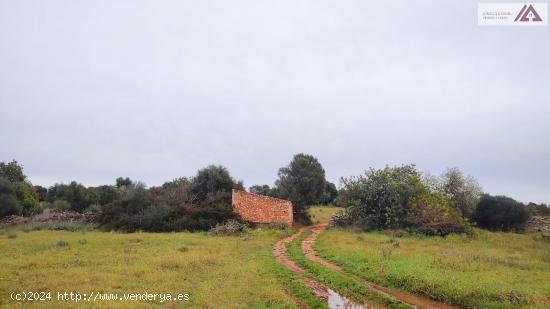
[302,224,456,309]
[273,228,377,308]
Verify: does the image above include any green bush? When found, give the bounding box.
[407,192,470,236]
[337,165,425,230]
[474,195,531,232]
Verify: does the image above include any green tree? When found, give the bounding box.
[99,182,152,231]
[0,160,26,183]
[249,184,276,197]
[440,168,482,219]
[0,178,21,218]
[46,181,92,212]
[474,195,530,232]
[116,177,133,188]
[0,160,40,218]
[275,154,326,223]
[317,181,338,205]
[190,165,236,202]
[34,185,48,202]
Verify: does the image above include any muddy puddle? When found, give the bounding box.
[327,288,376,309]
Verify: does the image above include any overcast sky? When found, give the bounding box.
[1,0,549,203]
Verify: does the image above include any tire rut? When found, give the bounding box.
[274,228,379,309]
[302,224,457,309]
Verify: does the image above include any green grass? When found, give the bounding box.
[286,230,409,309]
[0,227,306,308]
[308,206,343,224]
[315,228,550,308]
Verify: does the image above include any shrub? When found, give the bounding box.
[209,219,248,236]
[45,199,71,210]
[337,165,426,230]
[407,192,470,236]
[19,222,95,232]
[474,195,531,232]
[329,209,353,227]
[56,240,69,248]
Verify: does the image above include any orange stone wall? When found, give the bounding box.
[232,190,293,227]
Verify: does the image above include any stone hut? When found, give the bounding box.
[231,189,293,227]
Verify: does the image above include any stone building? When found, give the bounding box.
[231,189,293,227]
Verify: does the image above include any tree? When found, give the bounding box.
[89,185,120,206]
[440,168,482,219]
[249,185,276,197]
[34,185,48,202]
[526,203,550,216]
[190,165,236,202]
[46,181,92,212]
[317,181,338,205]
[0,178,21,218]
[116,177,133,188]
[99,182,152,231]
[275,154,326,224]
[0,160,26,183]
[473,195,530,232]
[0,161,40,218]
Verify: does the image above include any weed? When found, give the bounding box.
[56,240,69,248]
[381,247,393,259]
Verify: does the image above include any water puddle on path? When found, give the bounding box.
[328,288,376,309]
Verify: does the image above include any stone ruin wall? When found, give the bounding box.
[232,190,293,227]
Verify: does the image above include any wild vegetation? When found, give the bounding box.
[335,164,536,235]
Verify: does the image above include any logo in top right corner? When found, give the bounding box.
[479,3,547,26]
[514,4,543,22]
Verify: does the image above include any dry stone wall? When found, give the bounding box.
[232,190,293,227]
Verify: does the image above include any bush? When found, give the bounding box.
[18,222,95,232]
[44,199,71,210]
[100,180,237,232]
[337,165,425,230]
[407,192,470,236]
[474,195,531,232]
[209,219,249,236]
[56,240,69,248]
[329,209,353,227]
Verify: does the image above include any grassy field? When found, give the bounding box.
[0,225,301,308]
[314,228,550,308]
[308,206,343,224]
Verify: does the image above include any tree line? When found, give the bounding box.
[1,155,548,234]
